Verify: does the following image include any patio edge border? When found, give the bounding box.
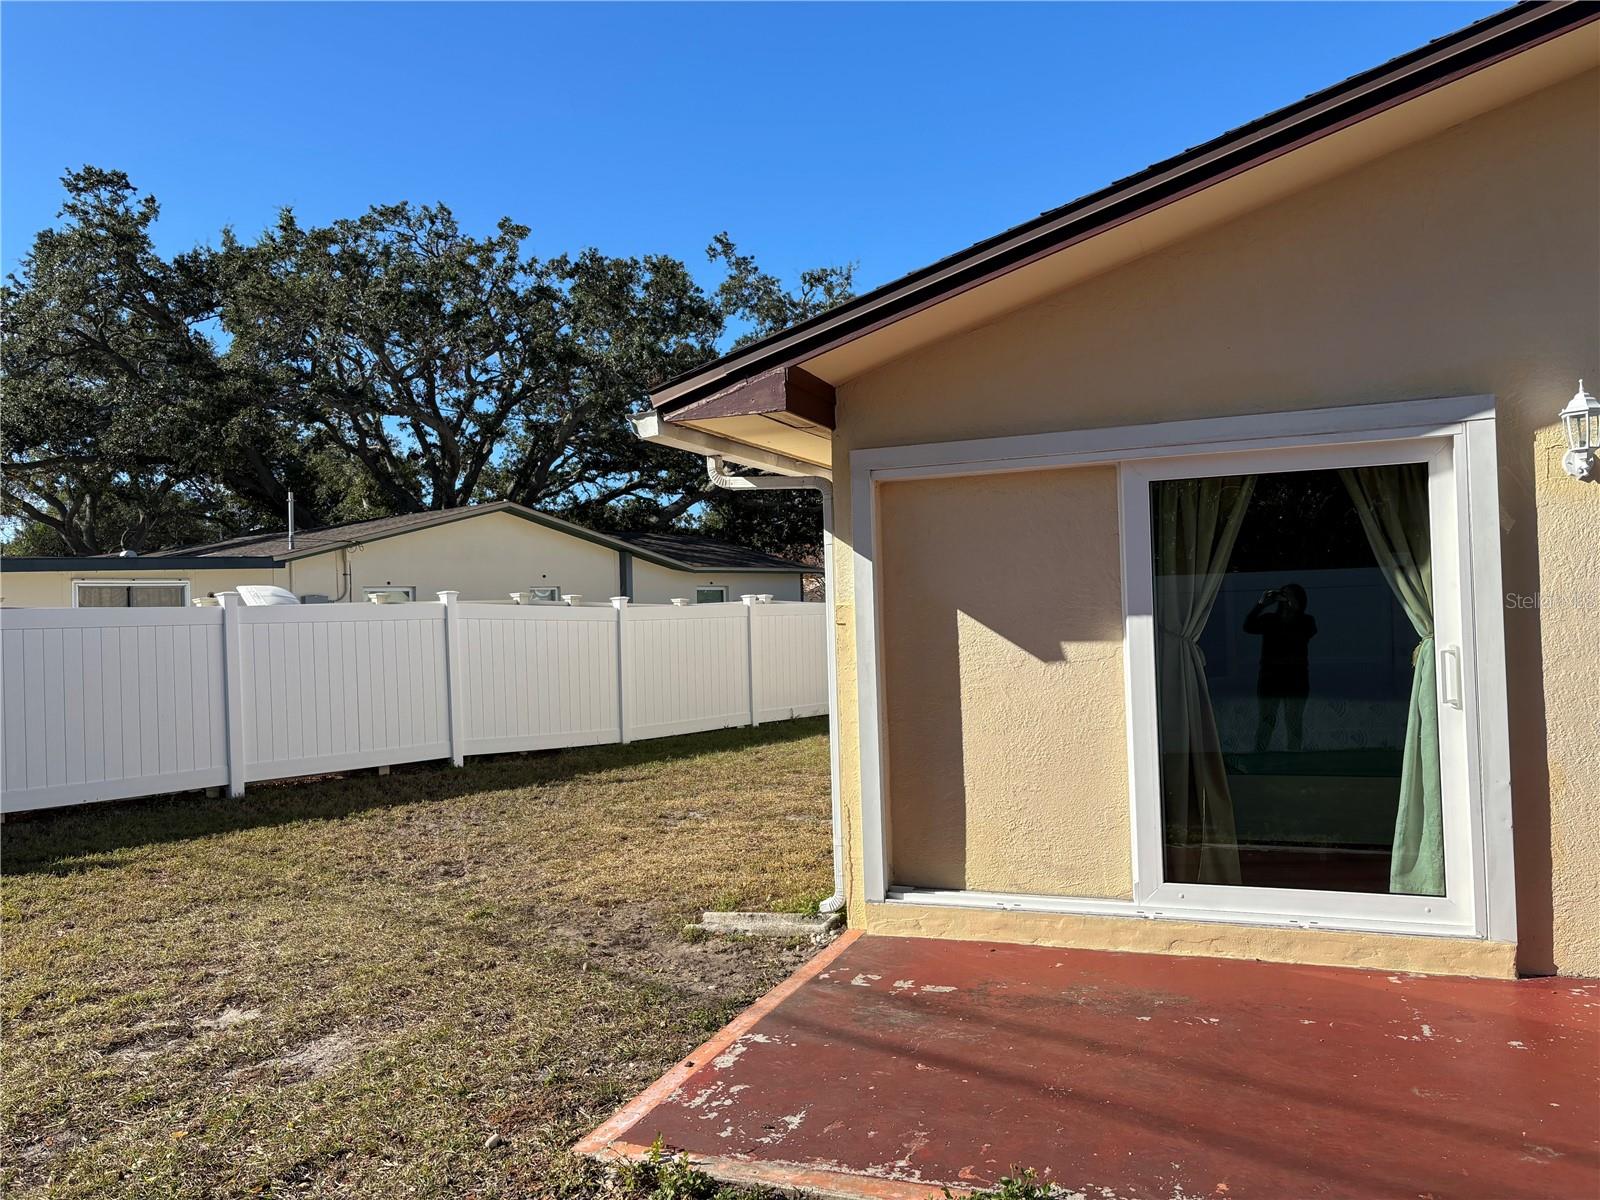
[595,1138,954,1199]
[573,927,863,1157]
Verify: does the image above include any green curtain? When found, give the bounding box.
[1339,463,1444,897]
[1152,475,1255,886]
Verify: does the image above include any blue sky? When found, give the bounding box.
[3,2,1503,294]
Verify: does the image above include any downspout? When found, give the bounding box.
[706,455,846,915]
[334,546,353,603]
[618,549,635,601]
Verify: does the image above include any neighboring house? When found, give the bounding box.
[0,502,814,607]
[635,6,1600,980]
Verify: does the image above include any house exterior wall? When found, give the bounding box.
[830,70,1599,978]
[0,567,281,608]
[280,511,624,603]
[629,559,804,604]
[878,467,1130,898]
[2,513,807,610]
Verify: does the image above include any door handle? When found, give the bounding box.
[1439,644,1463,710]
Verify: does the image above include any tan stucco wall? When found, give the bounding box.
[878,467,1130,897]
[871,904,1517,979]
[830,70,1600,977]
[630,560,805,604]
[0,567,280,608]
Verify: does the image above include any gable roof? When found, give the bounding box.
[153,509,480,562]
[648,1,1598,416]
[147,502,812,574]
[611,529,810,573]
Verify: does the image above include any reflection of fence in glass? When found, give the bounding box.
[1,596,829,813]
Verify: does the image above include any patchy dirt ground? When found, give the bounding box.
[1,719,831,1199]
[547,902,817,997]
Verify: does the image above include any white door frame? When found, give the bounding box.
[849,394,1514,942]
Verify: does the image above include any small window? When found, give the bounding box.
[363,585,416,602]
[529,586,560,602]
[694,586,727,604]
[73,580,190,608]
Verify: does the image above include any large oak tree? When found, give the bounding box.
[2,168,852,557]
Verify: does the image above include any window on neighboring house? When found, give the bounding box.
[73,580,190,608]
[362,585,417,602]
[529,586,560,602]
[694,586,727,604]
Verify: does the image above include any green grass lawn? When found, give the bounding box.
[2,719,832,1199]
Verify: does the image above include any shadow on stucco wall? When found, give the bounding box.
[1499,413,1560,978]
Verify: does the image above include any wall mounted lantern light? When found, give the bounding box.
[1560,380,1599,482]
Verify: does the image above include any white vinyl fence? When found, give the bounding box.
[0,593,828,813]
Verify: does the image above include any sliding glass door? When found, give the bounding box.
[1124,438,1478,933]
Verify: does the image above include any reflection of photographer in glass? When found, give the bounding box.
[1245,584,1317,753]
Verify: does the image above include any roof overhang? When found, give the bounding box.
[631,410,832,479]
[639,1,1599,467]
[0,556,285,572]
[639,366,836,472]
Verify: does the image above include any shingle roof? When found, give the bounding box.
[151,510,460,561]
[145,502,813,574]
[612,530,811,573]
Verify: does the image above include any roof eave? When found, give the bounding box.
[161,501,809,577]
[1,556,286,572]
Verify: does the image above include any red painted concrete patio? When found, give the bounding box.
[578,931,1600,1199]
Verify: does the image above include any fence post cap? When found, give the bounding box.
[437,590,460,605]
[217,590,240,608]
[561,594,583,606]
[741,594,759,605]
[609,596,630,609]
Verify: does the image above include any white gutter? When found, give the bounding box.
[631,410,830,480]
[704,454,845,915]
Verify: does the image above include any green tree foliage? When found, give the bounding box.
[2,169,853,558]
[0,169,322,553]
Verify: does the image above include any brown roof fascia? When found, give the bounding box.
[650,2,1597,418]
[669,365,836,430]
